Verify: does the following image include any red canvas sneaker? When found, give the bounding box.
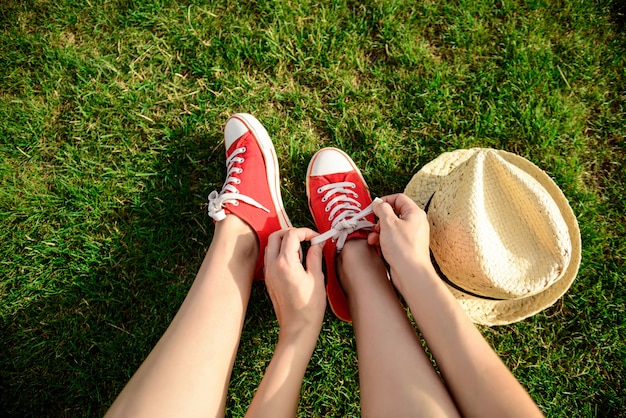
[208,113,292,280]
[306,148,377,322]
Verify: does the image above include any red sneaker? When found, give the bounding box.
[306,148,376,322]
[208,113,292,280]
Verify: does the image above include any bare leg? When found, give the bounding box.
[106,215,257,418]
[338,239,460,417]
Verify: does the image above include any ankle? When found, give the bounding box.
[340,238,374,258]
[337,239,382,292]
[214,215,259,255]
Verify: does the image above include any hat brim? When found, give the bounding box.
[404,148,581,326]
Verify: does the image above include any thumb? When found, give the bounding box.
[305,243,324,276]
[372,200,398,225]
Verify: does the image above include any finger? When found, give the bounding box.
[372,199,400,224]
[379,193,422,219]
[279,227,319,258]
[265,228,290,262]
[305,242,324,276]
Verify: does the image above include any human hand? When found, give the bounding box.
[367,194,434,289]
[264,228,326,340]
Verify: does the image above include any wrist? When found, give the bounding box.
[390,258,438,296]
[278,322,321,346]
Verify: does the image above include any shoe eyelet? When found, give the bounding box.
[325,205,330,212]
[237,168,243,174]
[241,147,246,152]
[317,187,323,193]
[239,158,245,163]
[351,182,356,188]
[234,179,241,184]
[322,197,327,202]
[354,193,359,198]
[357,202,362,207]
[233,201,240,206]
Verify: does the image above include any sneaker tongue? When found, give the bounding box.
[312,171,353,187]
[208,134,272,221]
[310,201,375,248]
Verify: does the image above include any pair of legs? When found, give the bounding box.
[106,216,457,417]
[106,114,457,416]
[107,114,540,417]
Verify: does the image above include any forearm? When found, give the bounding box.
[393,261,544,418]
[245,329,318,418]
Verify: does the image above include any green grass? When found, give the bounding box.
[1,0,624,416]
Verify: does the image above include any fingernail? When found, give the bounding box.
[373,197,383,205]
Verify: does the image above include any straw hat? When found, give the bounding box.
[404,148,581,325]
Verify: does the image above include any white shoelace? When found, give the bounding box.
[207,146,270,221]
[310,181,377,250]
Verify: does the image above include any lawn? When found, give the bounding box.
[1,0,624,416]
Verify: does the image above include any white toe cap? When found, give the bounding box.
[309,148,356,176]
[224,117,250,149]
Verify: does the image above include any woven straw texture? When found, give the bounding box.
[404,148,581,325]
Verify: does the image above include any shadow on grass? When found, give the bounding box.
[0,120,361,416]
[611,0,626,32]
[1,126,224,416]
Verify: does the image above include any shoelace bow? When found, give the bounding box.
[208,146,270,221]
[310,181,376,250]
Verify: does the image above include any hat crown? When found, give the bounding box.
[429,150,572,300]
